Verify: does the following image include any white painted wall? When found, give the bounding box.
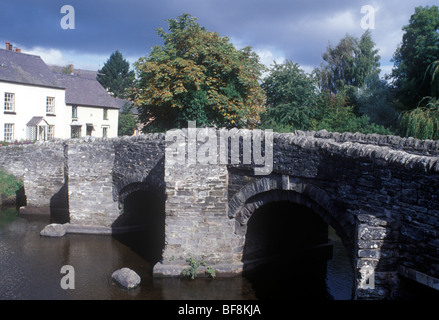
[0,81,119,141]
[67,104,118,138]
[0,82,68,141]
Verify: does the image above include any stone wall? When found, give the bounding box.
[227,130,439,299]
[0,141,66,208]
[66,134,166,229]
[1,130,439,299]
[66,138,119,227]
[159,128,238,269]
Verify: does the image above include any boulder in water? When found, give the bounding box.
[40,223,67,237]
[111,268,141,289]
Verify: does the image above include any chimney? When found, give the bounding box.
[15,48,21,53]
[5,42,11,50]
[69,64,74,75]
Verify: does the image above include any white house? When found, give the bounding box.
[0,44,119,142]
[55,71,119,139]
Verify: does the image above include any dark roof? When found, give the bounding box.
[26,117,48,127]
[50,65,98,80]
[0,49,64,89]
[113,97,134,110]
[55,73,120,109]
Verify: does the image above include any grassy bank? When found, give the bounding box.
[0,169,23,205]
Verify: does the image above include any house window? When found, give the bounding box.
[46,97,55,114]
[71,126,81,138]
[102,127,108,138]
[86,124,94,136]
[72,106,78,119]
[4,123,14,142]
[4,93,15,112]
[103,108,108,120]
[47,125,55,140]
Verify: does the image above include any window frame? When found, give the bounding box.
[46,96,55,115]
[47,125,55,140]
[72,105,78,119]
[4,123,14,142]
[4,93,15,112]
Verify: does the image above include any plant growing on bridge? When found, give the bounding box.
[181,257,216,279]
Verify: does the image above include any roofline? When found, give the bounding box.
[66,103,120,110]
[0,79,66,90]
[0,48,42,58]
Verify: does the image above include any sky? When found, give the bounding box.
[1,0,438,78]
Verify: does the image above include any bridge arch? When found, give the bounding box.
[228,175,356,262]
[112,175,167,264]
[112,174,166,227]
[228,175,357,299]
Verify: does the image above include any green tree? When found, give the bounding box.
[118,102,137,136]
[260,61,320,131]
[352,76,399,129]
[132,14,266,132]
[314,30,381,95]
[426,60,439,97]
[391,5,439,109]
[312,88,394,135]
[97,50,135,99]
[399,97,439,140]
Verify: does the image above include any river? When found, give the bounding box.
[0,206,353,300]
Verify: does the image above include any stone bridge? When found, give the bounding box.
[1,129,439,299]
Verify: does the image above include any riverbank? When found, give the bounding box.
[0,169,24,207]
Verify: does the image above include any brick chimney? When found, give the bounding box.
[5,42,12,51]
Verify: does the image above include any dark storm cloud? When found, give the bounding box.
[1,0,438,71]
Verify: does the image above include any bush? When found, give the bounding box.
[0,169,23,199]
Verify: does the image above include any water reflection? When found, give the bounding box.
[0,206,353,300]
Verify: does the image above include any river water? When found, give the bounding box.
[0,206,353,300]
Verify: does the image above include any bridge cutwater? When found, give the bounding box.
[1,129,439,299]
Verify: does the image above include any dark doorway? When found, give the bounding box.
[242,201,335,300]
[112,189,166,270]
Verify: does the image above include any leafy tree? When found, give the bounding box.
[314,30,381,95]
[97,50,135,99]
[260,61,320,131]
[312,88,394,135]
[312,31,394,135]
[352,75,399,129]
[426,60,439,97]
[399,97,439,140]
[391,5,439,109]
[132,14,266,132]
[118,102,137,136]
